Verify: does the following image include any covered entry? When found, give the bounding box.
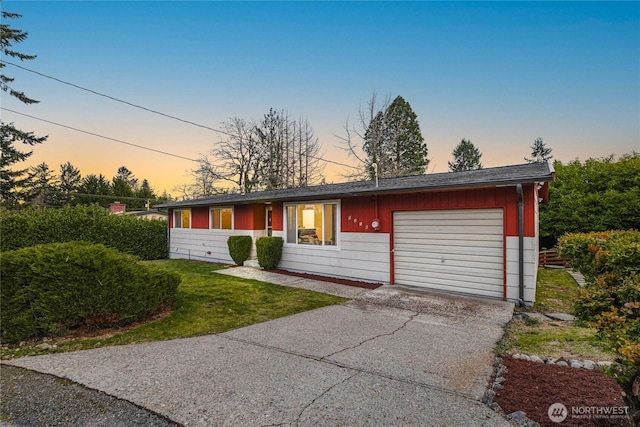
[393,208,504,298]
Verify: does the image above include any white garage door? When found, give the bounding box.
[393,209,504,299]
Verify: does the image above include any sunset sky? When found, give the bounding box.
[2,1,639,197]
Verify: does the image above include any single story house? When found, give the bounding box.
[158,162,554,306]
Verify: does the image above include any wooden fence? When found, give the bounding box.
[539,249,570,268]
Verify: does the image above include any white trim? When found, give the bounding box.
[172,208,191,229]
[283,200,340,249]
[209,206,234,231]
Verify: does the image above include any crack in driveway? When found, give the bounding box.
[219,310,477,403]
[292,371,360,427]
[320,311,418,361]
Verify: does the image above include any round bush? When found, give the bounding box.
[227,235,252,265]
[0,242,180,344]
[256,236,283,270]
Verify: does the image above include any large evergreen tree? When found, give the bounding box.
[0,12,47,206]
[77,174,113,207]
[448,139,483,172]
[363,96,428,179]
[26,162,59,207]
[525,137,553,163]
[58,161,81,205]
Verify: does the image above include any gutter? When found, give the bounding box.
[516,183,525,305]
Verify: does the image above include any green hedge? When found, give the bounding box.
[0,205,168,260]
[558,230,640,282]
[559,230,640,424]
[227,236,252,265]
[256,236,283,270]
[0,242,180,343]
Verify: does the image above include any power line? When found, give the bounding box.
[1,107,199,162]
[1,60,360,171]
[1,59,234,137]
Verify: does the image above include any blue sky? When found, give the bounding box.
[2,1,639,195]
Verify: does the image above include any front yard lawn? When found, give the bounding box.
[0,260,347,359]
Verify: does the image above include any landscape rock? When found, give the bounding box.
[522,312,551,321]
[507,410,528,425]
[529,355,543,363]
[546,312,576,321]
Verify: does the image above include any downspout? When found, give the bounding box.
[166,208,171,259]
[516,184,525,305]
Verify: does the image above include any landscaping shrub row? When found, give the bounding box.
[0,242,180,344]
[0,205,168,260]
[558,230,640,424]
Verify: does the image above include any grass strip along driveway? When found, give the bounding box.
[496,268,615,361]
[1,260,346,359]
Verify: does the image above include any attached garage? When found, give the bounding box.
[393,209,504,299]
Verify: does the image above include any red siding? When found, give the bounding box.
[191,207,209,229]
[168,209,173,228]
[234,204,267,230]
[340,185,537,237]
[272,202,284,231]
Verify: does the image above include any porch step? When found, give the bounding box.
[243,259,261,268]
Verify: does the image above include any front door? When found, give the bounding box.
[266,206,273,236]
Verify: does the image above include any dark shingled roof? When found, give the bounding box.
[157,161,554,208]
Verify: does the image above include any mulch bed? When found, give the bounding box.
[272,269,383,290]
[495,357,630,427]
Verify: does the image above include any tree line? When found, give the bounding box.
[2,161,170,210]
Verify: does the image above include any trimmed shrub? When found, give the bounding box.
[0,242,180,343]
[558,230,640,282]
[227,236,252,266]
[559,230,640,424]
[0,205,168,260]
[256,236,283,270]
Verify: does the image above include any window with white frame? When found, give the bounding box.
[173,209,190,228]
[210,207,233,230]
[285,202,338,246]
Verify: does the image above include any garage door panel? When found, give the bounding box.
[393,209,504,298]
[396,209,503,219]
[395,255,504,272]
[394,236,504,252]
[394,272,504,297]
[395,231,503,241]
[395,262,504,280]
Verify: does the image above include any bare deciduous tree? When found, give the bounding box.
[186,110,324,195]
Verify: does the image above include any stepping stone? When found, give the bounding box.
[522,312,552,321]
[567,270,587,287]
[546,312,576,321]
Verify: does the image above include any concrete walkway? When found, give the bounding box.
[5,269,514,427]
[216,266,371,298]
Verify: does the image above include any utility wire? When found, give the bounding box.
[1,107,199,162]
[1,60,360,170]
[1,59,233,137]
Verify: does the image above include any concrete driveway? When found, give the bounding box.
[5,272,514,427]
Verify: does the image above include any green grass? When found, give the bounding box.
[0,260,347,359]
[496,319,614,361]
[496,267,615,361]
[532,268,581,314]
